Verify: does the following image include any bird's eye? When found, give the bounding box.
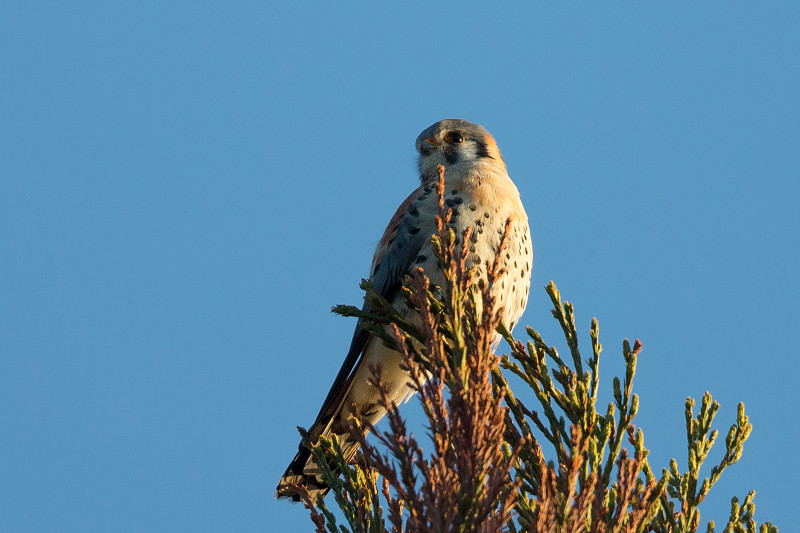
[445,131,464,144]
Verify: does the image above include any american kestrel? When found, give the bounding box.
[276,119,532,501]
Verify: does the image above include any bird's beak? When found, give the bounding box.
[420,137,439,155]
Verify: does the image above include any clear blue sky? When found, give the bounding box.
[2,2,798,531]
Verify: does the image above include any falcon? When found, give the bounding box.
[276,119,532,501]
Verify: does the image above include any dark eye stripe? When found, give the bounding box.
[475,139,490,158]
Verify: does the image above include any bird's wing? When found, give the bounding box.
[308,186,436,437]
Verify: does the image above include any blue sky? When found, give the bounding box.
[2,2,798,531]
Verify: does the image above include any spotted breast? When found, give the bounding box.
[276,119,532,502]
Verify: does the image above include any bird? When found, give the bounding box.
[275,119,532,502]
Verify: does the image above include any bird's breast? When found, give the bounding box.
[415,173,532,328]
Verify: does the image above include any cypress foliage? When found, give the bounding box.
[288,170,776,533]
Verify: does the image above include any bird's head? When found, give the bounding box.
[415,119,506,183]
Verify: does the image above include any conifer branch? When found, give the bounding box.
[294,165,775,532]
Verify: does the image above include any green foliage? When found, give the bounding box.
[295,430,386,533]
[493,283,665,532]
[291,170,775,532]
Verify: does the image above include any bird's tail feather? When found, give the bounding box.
[274,428,363,502]
[275,358,368,502]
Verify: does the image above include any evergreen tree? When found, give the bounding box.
[285,171,775,533]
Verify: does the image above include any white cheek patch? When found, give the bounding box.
[462,141,480,161]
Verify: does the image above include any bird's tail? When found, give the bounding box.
[275,427,363,502]
[276,339,405,501]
